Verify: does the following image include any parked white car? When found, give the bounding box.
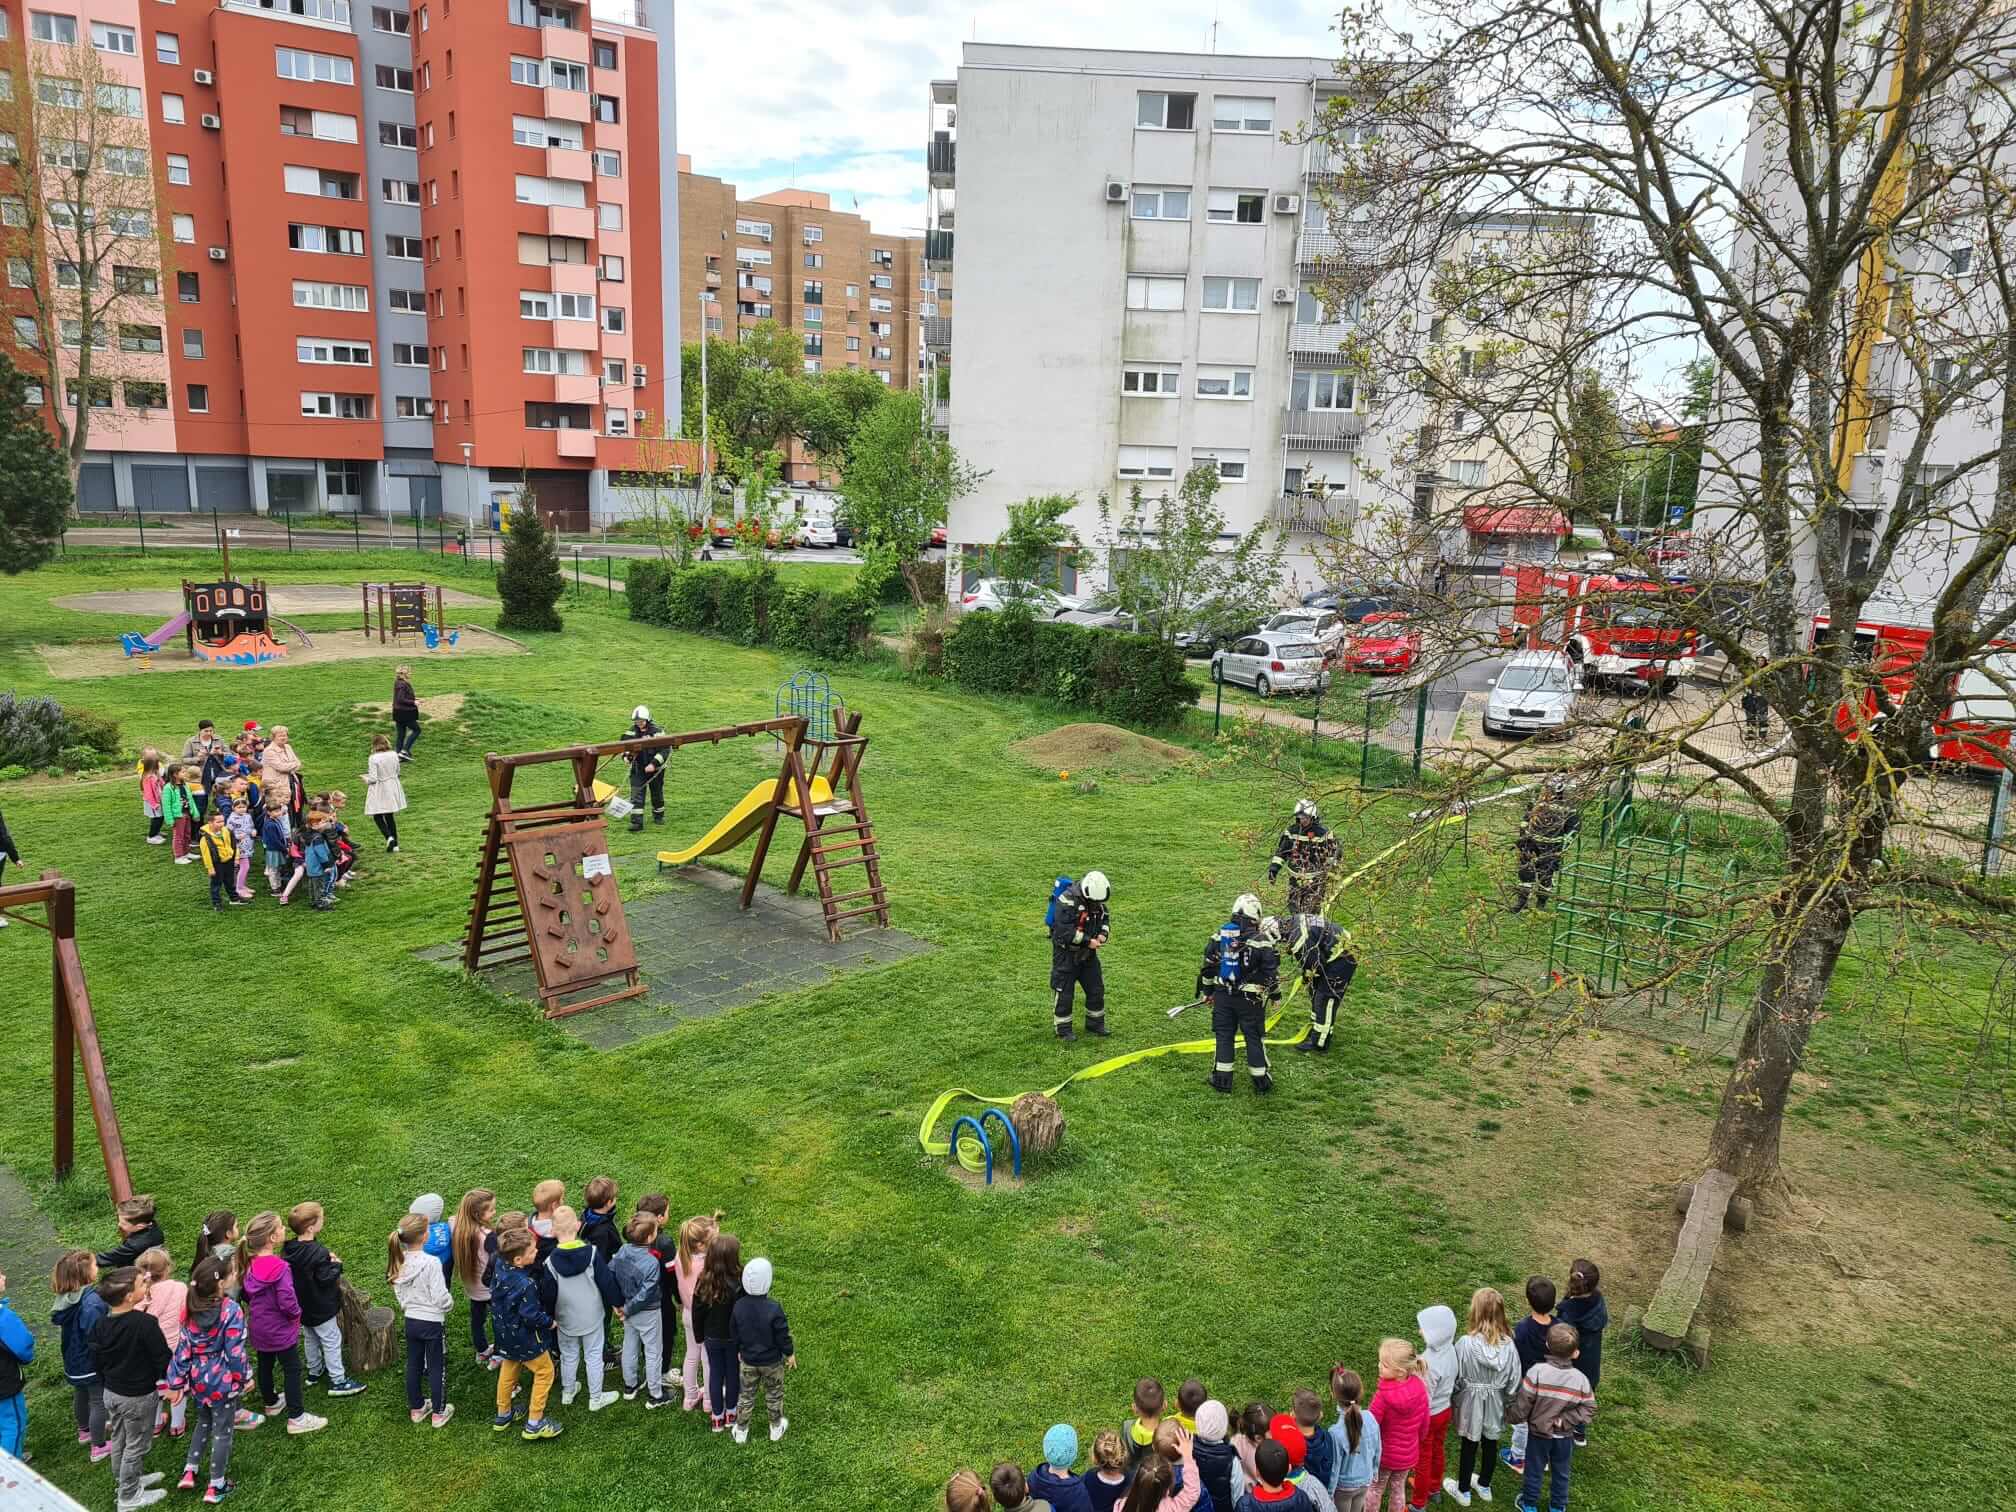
[796,517,839,548]
[959,578,1079,616]
[1211,631,1332,697]
[1262,609,1348,653]
[1482,650,1582,737]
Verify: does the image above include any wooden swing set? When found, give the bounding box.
[461,711,890,1019]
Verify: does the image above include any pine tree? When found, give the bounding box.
[0,354,73,575]
[495,486,565,632]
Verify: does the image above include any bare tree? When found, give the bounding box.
[1308,0,2016,1204]
[625,417,708,565]
[0,35,174,492]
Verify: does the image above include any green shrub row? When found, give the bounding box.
[0,692,123,773]
[625,561,874,662]
[940,610,1199,727]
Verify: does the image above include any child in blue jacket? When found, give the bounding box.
[488,1229,562,1441]
[51,1249,110,1459]
[0,1267,35,1459]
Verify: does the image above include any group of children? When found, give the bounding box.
[137,719,364,914]
[0,1181,800,1509]
[942,1262,1606,1512]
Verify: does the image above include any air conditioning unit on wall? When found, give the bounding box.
[1273,193,1300,215]
[1271,287,1293,305]
[207,246,228,261]
[1103,180,1127,203]
[200,113,222,129]
[192,68,215,85]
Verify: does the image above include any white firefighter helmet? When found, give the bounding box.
[1294,798,1320,822]
[631,705,651,722]
[1258,914,1283,944]
[1232,892,1263,923]
[1080,869,1111,902]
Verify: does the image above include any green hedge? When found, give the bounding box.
[940,611,1199,727]
[625,560,872,661]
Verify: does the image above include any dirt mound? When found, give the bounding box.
[355,693,467,723]
[1010,723,1190,779]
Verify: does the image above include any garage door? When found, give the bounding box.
[132,465,191,512]
[195,467,253,512]
[76,463,118,512]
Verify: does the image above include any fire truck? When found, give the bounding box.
[1811,614,2016,772]
[1498,566,1700,689]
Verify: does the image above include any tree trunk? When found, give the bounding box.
[1705,884,1852,1202]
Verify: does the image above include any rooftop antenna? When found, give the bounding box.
[1210,3,1220,52]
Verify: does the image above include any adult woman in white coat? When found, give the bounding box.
[362,733,409,852]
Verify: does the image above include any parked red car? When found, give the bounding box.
[1340,612,1421,675]
[929,525,947,547]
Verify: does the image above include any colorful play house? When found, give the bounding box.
[183,578,288,665]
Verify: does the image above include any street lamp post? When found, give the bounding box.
[698,292,712,524]
[460,441,475,529]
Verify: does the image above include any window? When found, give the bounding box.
[91,83,143,117]
[510,55,542,86]
[1335,123,1382,147]
[285,165,360,199]
[293,280,369,310]
[37,78,83,109]
[597,202,622,230]
[156,33,181,63]
[297,337,372,365]
[869,246,894,267]
[512,115,583,149]
[21,384,44,408]
[1445,459,1486,486]
[385,234,422,259]
[1131,186,1190,220]
[31,13,79,45]
[735,217,772,240]
[846,336,860,352]
[276,49,354,86]
[868,297,893,313]
[1291,370,1355,410]
[1125,275,1184,311]
[844,282,860,299]
[1122,366,1181,396]
[288,223,367,255]
[593,39,617,69]
[1192,448,1249,481]
[517,232,589,264]
[1930,356,1963,389]
[96,145,144,177]
[1212,95,1273,132]
[0,130,17,166]
[380,121,417,149]
[59,318,106,350]
[387,287,423,312]
[1118,445,1177,479]
[323,460,365,500]
[186,384,209,412]
[509,0,578,24]
[172,214,196,243]
[376,65,414,93]
[600,254,624,282]
[6,257,29,288]
[91,21,137,54]
[158,92,184,124]
[803,307,823,325]
[602,306,625,333]
[514,174,586,207]
[556,291,593,320]
[594,149,621,177]
[547,60,586,90]
[11,315,41,349]
[264,0,351,20]
[519,290,554,319]
[67,378,115,408]
[1201,276,1260,312]
[391,342,427,366]
[382,179,420,204]
[521,347,589,374]
[1137,91,1196,130]
[804,252,824,270]
[118,323,165,354]
[281,107,359,142]
[1948,246,1974,275]
[113,266,158,296]
[166,153,191,185]
[593,94,619,124]
[178,272,201,302]
[1195,366,1254,398]
[869,272,893,289]
[1900,462,1957,510]
[182,330,205,359]
[395,395,434,418]
[804,332,823,355]
[1207,189,1266,225]
[300,392,373,418]
[372,5,410,32]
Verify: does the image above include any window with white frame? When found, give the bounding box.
[276,48,354,86]
[156,33,180,64]
[375,65,414,93]
[1136,91,1195,130]
[546,59,586,90]
[1291,370,1355,410]
[373,5,410,33]
[383,233,423,259]
[1118,445,1178,480]
[510,55,542,85]
[1211,95,1273,132]
[600,254,624,281]
[391,342,426,366]
[513,174,586,207]
[297,337,372,365]
[601,306,624,333]
[284,165,359,198]
[1196,366,1254,399]
[1122,366,1181,396]
[301,392,374,418]
[521,347,591,374]
[166,153,191,185]
[100,146,146,176]
[395,395,434,418]
[556,291,593,320]
[735,246,772,267]
[1201,276,1260,312]
[803,307,822,325]
[1206,189,1266,225]
[519,290,553,319]
[1192,448,1249,481]
[1125,275,1185,311]
[868,297,892,313]
[91,22,137,54]
[512,115,582,149]
[182,330,205,359]
[606,408,628,435]
[294,281,369,310]
[31,13,79,45]
[6,257,29,287]
[383,178,419,204]
[1444,459,1487,486]
[380,121,418,148]
[171,213,195,243]
[1131,186,1190,220]
[594,149,620,176]
[603,358,626,386]
[597,202,622,230]
[735,217,772,240]
[282,108,359,142]
[11,315,41,348]
[157,93,183,123]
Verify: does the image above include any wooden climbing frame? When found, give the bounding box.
[0,871,135,1204]
[462,712,892,1018]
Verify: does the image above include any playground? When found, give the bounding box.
[1,550,2013,1512]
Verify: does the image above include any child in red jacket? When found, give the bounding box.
[1368,1338,1430,1512]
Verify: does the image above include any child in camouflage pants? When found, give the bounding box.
[729,1258,796,1444]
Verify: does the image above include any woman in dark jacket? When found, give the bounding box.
[392,666,420,761]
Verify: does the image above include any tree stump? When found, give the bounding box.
[1009,1093,1065,1160]
[1643,1168,1739,1362]
[336,1276,397,1375]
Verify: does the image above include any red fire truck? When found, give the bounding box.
[1499,566,1700,689]
[1811,614,2016,772]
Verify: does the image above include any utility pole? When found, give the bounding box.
[698,292,711,519]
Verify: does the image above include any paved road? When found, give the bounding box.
[59,524,878,569]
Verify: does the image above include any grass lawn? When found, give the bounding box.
[1,551,2012,1512]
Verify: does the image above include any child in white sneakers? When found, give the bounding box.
[388,1214,453,1428]
[544,1207,621,1412]
[729,1257,796,1444]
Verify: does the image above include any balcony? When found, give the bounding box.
[1281,407,1365,452]
[540,24,591,64]
[924,227,954,270]
[545,86,592,123]
[553,371,599,406]
[704,269,722,288]
[1296,226,1377,271]
[556,426,596,459]
[547,204,595,239]
[546,146,592,181]
[550,261,596,294]
[922,316,951,351]
[1271,492,1357,534]
[1288,321,1355,366]
[1849,453,1887,506]
[928,136,956,186]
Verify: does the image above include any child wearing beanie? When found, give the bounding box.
[1029,1424,1096,1512]
[408,1195,454,1296]
[1194,1400,1239,1512]
[728,1257,795,1444]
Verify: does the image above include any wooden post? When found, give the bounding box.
[434,584,444,641]
[361,581,369,638]
[741,721,807,911]
[378,588,387,645]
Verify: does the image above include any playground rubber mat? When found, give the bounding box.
[55,584,494,616]
[37,625,525,679]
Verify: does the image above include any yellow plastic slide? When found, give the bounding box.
[655,776,834,867]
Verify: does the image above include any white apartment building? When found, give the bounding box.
[941,44,1375,594]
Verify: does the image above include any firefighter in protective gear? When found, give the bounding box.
[1268,799,1339,914]
[1274,913,1357,1053]
[1511,778,1582,912]
[1199,894,1281,1093]
[1050,870,1111,1039]
[621,706,668,832]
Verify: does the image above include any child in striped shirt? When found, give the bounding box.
[1506,1325,1594,1512]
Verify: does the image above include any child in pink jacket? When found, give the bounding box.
[238,1212,326,1435]
[1368,1338,1430,1512]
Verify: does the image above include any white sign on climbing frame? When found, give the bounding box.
[581,853,613,879]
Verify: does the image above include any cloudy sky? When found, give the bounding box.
[664,0,1350,232]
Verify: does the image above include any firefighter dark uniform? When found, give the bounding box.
[1049,875,1110,1039]
[621,707,668,832]
[1511,784,1582,912]
[1268,805,1339,914]
[1282,913,1357,1053]
[1199,902,1280,1093]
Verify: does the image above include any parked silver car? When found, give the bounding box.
[1482,650,1582,736]
[1211,631,1331,697]
[959,578,1080,615]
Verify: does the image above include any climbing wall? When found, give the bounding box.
[503,820,641,1016]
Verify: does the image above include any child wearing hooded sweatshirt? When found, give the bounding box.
[0,1266,34,1460]
[489,1228,561,1440]
[613,1212,669,1408]
[239,1212,326,1436]
[389,1213,454,1427]
[100,1195,167,1272]
[1327,1370,1382,1512]
[52,1249,111,1460]
[1367,1340,1429,1512]
[1030,1423,1097,1512]
[1412,1305,1458,1512]
[544,1206,622,1412]
[730,1256,796,1444]
[1445,1289,1521,1507]
[1552,1262,1607,1448]
[409,1194,455,1300]
[167,1255,256,1503]
[283,1202,364,1399]
[579,1177,621,1264]
[1192,1402,1238,1512]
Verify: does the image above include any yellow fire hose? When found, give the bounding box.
[919,815,1466,1171]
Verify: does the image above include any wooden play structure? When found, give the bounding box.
[361,581,448,645]
[0,871,135,1204]
[1636,1168,1752,1366]
[462,711,891,1019]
